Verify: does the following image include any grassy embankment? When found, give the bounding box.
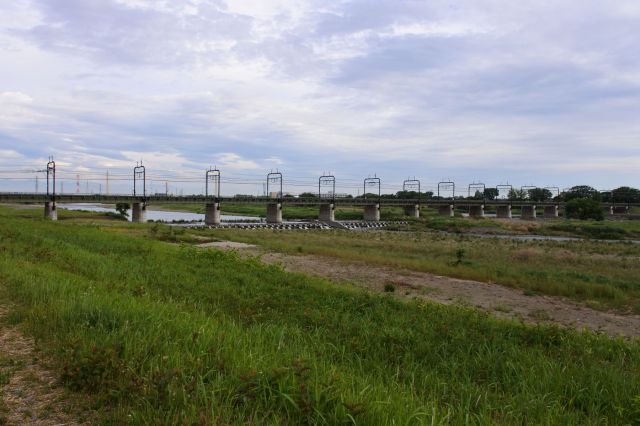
[0,208,639,423]
[15,205,640,311]
[203,227,640,313]
[413,215,640,240]
[11,206,640,311]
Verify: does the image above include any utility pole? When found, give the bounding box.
[35,175,39,193]
[106,170,109,195]
[76,174,80,193]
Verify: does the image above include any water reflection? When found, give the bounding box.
[58,203,259,222]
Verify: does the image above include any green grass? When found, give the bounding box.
[537,221,640,240]
[409,213,640,240]
[202,228,640,312]
[0,209,639,423]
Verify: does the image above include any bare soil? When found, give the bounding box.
[0,305,91,425]
[200,242,640,338]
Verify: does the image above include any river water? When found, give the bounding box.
[58,203,259,223]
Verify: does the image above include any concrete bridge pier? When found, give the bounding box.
[613,206,630,215]
[403,204,420,218]
[363,204,380,221]
[544,205,559,218]
[132,202,147,223]
[44,202,57,220]
[469,205,484,218]
[520,205,537,220]
[496,205,512,219]
[267,202,283,223]
[438,205,454,217]
[319,203,335,221]
[205,202,221,225]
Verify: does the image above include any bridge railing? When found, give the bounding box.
[1,192,638,207]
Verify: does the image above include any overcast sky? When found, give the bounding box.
[1,0,639,195]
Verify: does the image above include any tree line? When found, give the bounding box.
[301,186,640,203]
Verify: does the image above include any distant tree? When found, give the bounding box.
[423,191,434,199]
[358,192,381,199]
[396,190,420,199]
[563,185,600,201]
[606,186,640,203]
[467,190,481,200]
[565,198,604,221]
[484,188,499,200]
[298,192,316,198]
[527,188,553,202]
[115,203,130,218]
[283,194,295,198]
[508,188,526,200]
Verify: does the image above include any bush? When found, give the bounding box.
[115,203,130,218]
[565,198,604,221]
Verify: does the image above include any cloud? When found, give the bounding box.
[215,153,260,170]
[0,0,639,194]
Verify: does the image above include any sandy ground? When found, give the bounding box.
[198,241,257,249]
[0,305,89,425]
[199,242,640,338]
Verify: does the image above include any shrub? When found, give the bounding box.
[115,203,130,218]
[564,198,604,221]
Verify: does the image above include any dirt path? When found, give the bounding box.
[200,243,640,338]
[0,305,90,425]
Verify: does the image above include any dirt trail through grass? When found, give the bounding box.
[204,243,640,337]
[263,252,640,337]
[0,305,89,425]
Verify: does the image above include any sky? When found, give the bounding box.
[1,0,639,196]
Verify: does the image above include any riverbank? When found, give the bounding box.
[0,207,638,424]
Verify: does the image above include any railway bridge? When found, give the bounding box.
[1,192,635,224]
[0,160,636,224]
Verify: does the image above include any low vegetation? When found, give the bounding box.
[565,198,605,221]
[204,227,640,312]
[0,207,639,423]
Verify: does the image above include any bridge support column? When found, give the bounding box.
[520,205,537,220]
[319,203,335,221]
[469,205,484,218]
[438,205,454,217]
[496,205,512,219]
[205,202,221,225]
[544,205,559,218]
[363,204,380,221]
[132,202,147,223]
[403,204,420,218]
[44,202,57,221]
[605,206,614,216]
[267,203,282,223]
[613,206,630,215]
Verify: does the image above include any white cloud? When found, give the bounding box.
[215,153,260,170]
[0,0,639,192]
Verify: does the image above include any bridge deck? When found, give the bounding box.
[1,193,636,207]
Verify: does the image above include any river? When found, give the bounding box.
[58,203,259,223]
